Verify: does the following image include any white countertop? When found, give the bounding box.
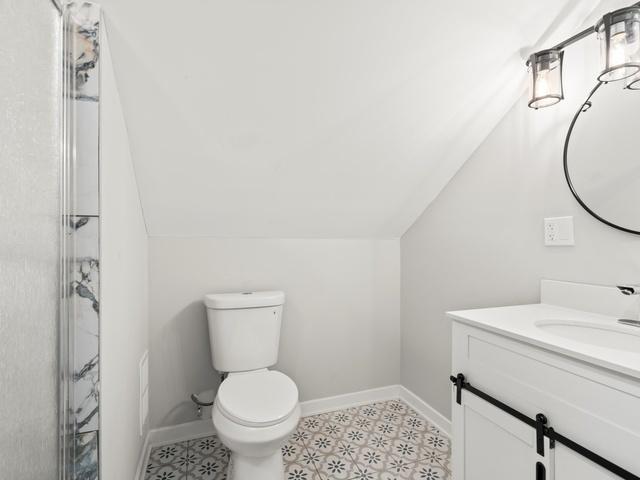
[447,303,640,380]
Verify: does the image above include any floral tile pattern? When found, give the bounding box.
[143,400,451,480]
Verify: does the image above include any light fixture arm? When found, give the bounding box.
[530,1,640,58]
[549,25,595,51]
[527,1,640,109]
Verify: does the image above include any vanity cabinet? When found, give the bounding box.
[450,320,640,480]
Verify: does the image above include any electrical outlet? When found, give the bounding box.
[544,216,574,246]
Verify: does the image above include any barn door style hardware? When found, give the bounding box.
[450,373,640,480]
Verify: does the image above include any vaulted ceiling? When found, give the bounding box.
[98,0,598,237]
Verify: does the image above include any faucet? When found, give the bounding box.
[617,285,640,296]
[618,319,640,327]
[616,285,640,327]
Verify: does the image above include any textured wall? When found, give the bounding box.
[0,1,60,477]
[148,238,401,428]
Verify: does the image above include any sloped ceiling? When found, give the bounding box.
[98,0,593,237]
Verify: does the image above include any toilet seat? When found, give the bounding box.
[216,370,298,428]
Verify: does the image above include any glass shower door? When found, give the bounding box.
[61,3,102,479]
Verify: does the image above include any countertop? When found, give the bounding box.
[447,303,640,380]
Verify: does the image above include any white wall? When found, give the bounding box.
[99,23,149,479]
[400,6,640,420]
[148,238,400,428]
[98,0,572,238]
[0,1,60,477]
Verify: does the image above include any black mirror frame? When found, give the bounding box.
[563,81,640,236]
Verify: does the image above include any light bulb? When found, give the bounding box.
[597,8,640,82]
[535,72,550,97]
[609,32,628,79]
[527,50,564,109]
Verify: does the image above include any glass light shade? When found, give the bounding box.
[625,72,640,89]
[596,7,640,82]
[527,50,564,109]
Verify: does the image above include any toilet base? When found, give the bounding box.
[227,449,284,480]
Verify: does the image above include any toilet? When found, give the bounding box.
[204,291,300,480]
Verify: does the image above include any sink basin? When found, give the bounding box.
[535,320,640,353]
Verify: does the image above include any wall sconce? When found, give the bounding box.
[596,7,640,82]
[527,50,564,109]
[527,3,640,110]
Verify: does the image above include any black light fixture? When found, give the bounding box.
[527,50,564,109]
[596,7,640,82]
[527,3,640,110]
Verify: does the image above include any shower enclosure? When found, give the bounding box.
[2,1,103,478]
[2,1,146,477]
[61,3,102,479]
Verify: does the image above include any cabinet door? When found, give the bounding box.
[452,390,553,480]
[555,445,619,480]
[451,321,640,480]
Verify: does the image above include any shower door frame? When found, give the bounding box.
[60,3,102,479]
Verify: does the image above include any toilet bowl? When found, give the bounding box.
[212,369,300,480]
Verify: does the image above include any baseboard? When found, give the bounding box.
[299,385,451,437]
[300,385,401,416]
[136,385,451,479]
[148,418,216,446]
[397,385,452,437]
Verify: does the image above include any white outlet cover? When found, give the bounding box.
[544,216,575,246]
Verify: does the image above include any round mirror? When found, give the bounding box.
[564,81,640,235]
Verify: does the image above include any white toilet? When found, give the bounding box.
[204,291,301,480]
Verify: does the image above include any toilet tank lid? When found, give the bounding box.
[204,291,285,309]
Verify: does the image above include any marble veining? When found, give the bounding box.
[70,215,100,435]
[64,3,101,478]
[73,431,99,480]
[68,2,100,102]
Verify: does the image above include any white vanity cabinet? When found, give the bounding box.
[449,314,640,480]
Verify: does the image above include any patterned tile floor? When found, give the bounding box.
[145,399,451,480]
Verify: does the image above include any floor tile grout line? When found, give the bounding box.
[434,454,452,476]
[343,436,369,479]
[302,442,326,480]
[185,441,190,479]
[350,453,423,480]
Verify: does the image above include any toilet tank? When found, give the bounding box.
[204,291,285,373]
